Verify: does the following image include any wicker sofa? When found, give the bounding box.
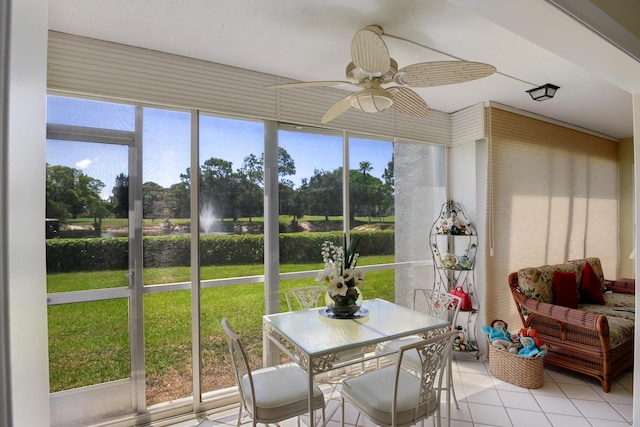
[508,257,634,392]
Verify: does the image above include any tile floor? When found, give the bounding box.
[169,352,634,427]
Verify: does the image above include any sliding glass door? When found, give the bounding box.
[46,96,143,425]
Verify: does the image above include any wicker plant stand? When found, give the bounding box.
[487,341,544,389]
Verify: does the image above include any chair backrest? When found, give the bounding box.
[285,285,326,311]
[222,317,255,416]
[413,288,461,327]
[394,330,457,426]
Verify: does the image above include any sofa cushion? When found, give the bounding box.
[518,263,580,304]
[580,261,605,304]
[600,292,636,310]
[553,271,579,308]
[606,316,635,348]
[580,292,635,348]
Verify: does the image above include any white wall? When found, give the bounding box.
[449,140,488,353]
[7,0,51,425]
[450,142,478,221]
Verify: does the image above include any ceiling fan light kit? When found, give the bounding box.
[526,83,559,101]
[350,88,394,113]
[267,25,496,122]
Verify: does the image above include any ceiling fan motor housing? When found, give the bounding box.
[346,58,398,83]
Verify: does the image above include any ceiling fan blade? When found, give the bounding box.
[321,95,354,123]
[265,80,352,89]
[394,61,496,87]
[351,25,390,76]
[389,87,430,118]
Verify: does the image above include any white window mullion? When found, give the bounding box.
[190,110,202,409]
[262,120,280,367]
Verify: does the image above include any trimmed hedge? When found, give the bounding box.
[45,231,395,273]
[46,238,128,273]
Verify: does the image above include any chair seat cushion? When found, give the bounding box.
[342,365,436,426]
[241,364,325,422]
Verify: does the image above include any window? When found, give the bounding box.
[142,107,193,405]
[278,129,343,271]
[45,94,448,424]
[198,114,266,394]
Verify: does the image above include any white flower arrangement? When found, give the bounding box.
[316,235,365,305]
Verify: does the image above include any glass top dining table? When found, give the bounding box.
[262,298,450,427]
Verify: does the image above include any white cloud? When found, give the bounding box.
[76,159,92,169]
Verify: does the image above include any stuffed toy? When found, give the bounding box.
[481,319,520,353]
[519,327,542,347]
[453,330,466,351]
[517,336,547,358]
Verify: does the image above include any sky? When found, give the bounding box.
[46,96,393,199]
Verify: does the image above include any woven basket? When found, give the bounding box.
[487,341,544,389]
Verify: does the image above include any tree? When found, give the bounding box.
[241,153,263,185]
[232,147,298,220]
[239,154,264,221]
[143,181,168,220]
[239,147,297,187]
[358,161,373,221]
[166,182,190,218]
[359,161,372,183]
[274,146,296,179]
[46,164,108,220]
[110,173,129,218]
[349,169,384,223]
[302,168,343,220]
[382,155,394,190]
[279,181,303,219]
[199,157,241,220]
[381,155,395,218]
[269,147,298,218]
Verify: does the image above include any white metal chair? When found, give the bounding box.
[375,288,462,408]
[342,330,457,427]
[285,285,365,376]
[285,285,327,311]
[222,317,326,427]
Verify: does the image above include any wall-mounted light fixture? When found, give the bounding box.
[526,83,559,101]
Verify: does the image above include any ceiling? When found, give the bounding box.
[47,0,640,140]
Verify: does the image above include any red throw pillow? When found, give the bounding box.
[580,261,605,304]
[553,271,579,309]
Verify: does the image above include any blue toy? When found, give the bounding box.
[481,319,519,352]
[518,336,546,358]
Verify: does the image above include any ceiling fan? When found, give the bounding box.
[267,25,496,123]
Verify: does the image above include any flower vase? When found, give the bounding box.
[325,285,363,318]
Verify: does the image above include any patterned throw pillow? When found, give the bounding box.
[517,266,553,303]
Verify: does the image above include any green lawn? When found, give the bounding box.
[47,255,395,405]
